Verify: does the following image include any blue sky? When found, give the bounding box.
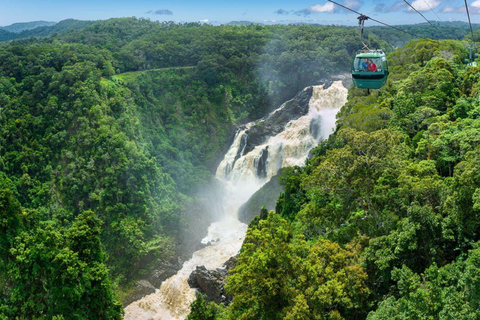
[1,0,480,27]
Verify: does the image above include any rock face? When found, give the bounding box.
[237,174,283,224]
[187,256,237,305]
[241,86,313,155]
[318,73,353,90]
[122,280,156,307]
[147,259,182,288]
[122,259,182,306]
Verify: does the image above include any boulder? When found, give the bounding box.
[188,266,227,304]
[188,256,237,305]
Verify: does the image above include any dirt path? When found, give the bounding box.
[113,66,195,77]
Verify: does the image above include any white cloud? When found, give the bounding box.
[442,6,456,13]
[387,1,407,12]
[297,1,362,16]
[344,0,361,10]
[442,1,480,14]
[199,19,209,23]
[307,3,335,13]
[408,0,440,12]
[472,0,480,13]
[442,5,464,13]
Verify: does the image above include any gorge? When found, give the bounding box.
[124,80,348,319]
[3,17,479,320]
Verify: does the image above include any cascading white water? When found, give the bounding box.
[124,81,347,320]
[216,81,347,184]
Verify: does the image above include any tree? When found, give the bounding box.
[187,294,225,320]
[367,244,480,320]
[1,210,122,319]
[226,212,369,320]
[0,180,23,261]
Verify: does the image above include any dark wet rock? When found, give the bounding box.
[319,79,334,89]
[242,86,313,155]
[233,133,248,166]
[147,260,181,288]
[188,266,227,304]
[188,256,238,305]
[333,73,353,89]
[255,146,269,179]
[223,255,237,271]
[122,280,156,307]
[318,73,352,90]
[309,116,322,141]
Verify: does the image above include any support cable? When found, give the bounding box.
[403,0,441,31]
[422,0,442,22]
[326,0,422,38]
[464,0,475,41]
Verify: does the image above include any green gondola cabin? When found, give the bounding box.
[352,49,389,89]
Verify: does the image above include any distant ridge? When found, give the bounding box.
[227,21,264,26]
[0,19,94,42]
[0,21,57,33]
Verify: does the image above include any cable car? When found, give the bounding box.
[465,44,478,67]
[351,49,389,89]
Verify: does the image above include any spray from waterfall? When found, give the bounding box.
[124,81,348,320]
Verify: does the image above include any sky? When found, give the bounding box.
[1,0,480,27]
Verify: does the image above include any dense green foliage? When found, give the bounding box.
[0,18,390,317]
[187,38,480,319]
[0,180,122,319]
[186,294,226,320]
[3,15,480,319]
[56,18,380,112]
[226,212,369,320]
[367,21,478,47]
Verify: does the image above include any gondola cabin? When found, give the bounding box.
[352,49,389,89]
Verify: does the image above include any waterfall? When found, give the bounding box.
[124,81,348,320]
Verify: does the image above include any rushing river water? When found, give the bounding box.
[124,81,348,320]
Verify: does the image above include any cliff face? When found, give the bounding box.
[237,174,283,224]
[241,86,314,156]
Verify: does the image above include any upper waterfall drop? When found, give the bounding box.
[216,81,348,186]
[123,80,348,320]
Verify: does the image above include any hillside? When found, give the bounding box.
[0,19,93,42]
[2,15,480,319]
[367,21,479,47]
[0,18,389,318]
[0,21,56,33]
[187,39,480,319]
